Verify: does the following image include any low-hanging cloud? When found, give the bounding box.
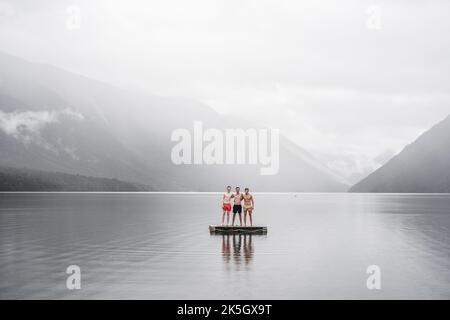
[0,109,84,142]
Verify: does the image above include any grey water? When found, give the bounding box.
[0,193,449,300]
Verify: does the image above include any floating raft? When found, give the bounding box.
[209,225,268,234]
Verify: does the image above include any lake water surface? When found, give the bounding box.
[1,193,449,299]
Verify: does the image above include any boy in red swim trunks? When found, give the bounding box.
[222,185,233,226]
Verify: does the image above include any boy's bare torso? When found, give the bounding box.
[243,194,253,208]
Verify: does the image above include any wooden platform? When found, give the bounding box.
[209,225,268,234]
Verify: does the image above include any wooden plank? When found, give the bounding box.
[209,225,268,234]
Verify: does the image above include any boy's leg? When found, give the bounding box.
[222,210,226,226]
[232,206,238,226]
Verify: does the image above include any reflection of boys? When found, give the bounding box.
[243,235,253,264]
[222,235,230,264]
[232,234,242,265]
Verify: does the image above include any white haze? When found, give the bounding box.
[0,109,84,142]
[0,0,449,182]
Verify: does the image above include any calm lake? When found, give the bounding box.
[0,193,449,299]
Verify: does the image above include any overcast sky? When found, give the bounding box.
[1,0,449,181]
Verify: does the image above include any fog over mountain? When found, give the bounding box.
[0,52,348,191]
[349,115,450,193]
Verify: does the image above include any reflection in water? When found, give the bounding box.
[1,193,450,299]
[221,234,254,268]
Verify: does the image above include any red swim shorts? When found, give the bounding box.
[223,203,232,211]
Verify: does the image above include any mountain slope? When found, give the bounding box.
[349,115,450,193]
[0,51,348,191]
[0,166,149,191]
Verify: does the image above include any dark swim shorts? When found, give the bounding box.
[233,204,242,214]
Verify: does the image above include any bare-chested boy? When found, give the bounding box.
[243,188,254,227]
[222,185,233,226]
[232,186,243,226]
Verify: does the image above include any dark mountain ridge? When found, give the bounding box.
[349,114,450,193]
[0,166,149,191]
